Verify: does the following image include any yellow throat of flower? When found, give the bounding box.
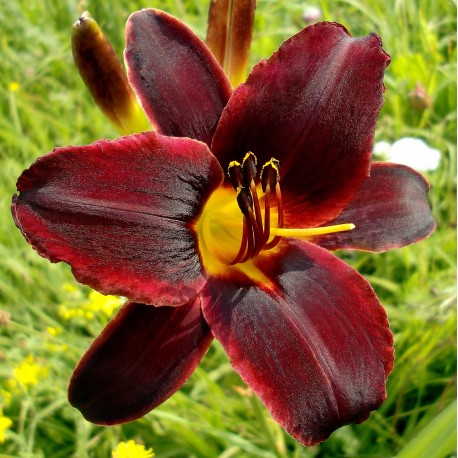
[196,153,355,280]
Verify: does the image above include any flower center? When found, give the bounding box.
[196,152,354,275]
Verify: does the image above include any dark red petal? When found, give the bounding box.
[212,22,390,227]
[313,162,436,251]
[125,9,232,146]
[68,299,213,424]
[201,240,393,446]
[12,132,223,305]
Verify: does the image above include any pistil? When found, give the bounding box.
[270,224,355,238]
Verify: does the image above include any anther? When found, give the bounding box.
[236,188,254,216]
[261,158,280,192]
[230,155,286,263]
[228,161,243,190]
[242,152,257,188]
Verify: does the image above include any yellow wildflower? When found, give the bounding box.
[8,82,20,92]
[12,355,47,387]
[59,287,122,322]
[0,389,12,407]
[0,412,12,443]
[46,342,69,353]
[46,326,62,336]
[62,283,78,294]
[87,291,122,317]
[112,440,154,458]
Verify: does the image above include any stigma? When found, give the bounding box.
[196,152,355,270]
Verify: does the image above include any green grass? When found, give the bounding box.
[0,0,456,457]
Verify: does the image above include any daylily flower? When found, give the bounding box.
[11,9,436,446]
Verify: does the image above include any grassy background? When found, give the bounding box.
[0,0,456,456]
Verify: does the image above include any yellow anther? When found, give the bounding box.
[228,160,241,169]
[243,151,257,165]
[262,158,279,172]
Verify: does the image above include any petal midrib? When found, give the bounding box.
[18,189,196,224]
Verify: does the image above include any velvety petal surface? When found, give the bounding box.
[314,162,436,251]
[12,132,223,306]
[69,299,213,424]
[125,9,232,146]
[212,22,390,227]
[201,240,394,446]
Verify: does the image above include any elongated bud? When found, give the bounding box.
[72,12,150,135]
[206,0,256,87]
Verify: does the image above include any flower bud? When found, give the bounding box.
[206,0,256,87]
[408,82,432,111]
[0,310,10,327]
[72,12,150,135]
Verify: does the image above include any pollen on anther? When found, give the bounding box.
[228,160,243,190]
[261,158,280,192]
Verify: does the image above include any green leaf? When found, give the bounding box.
[396,401,457,458]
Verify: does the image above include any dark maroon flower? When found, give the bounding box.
[11,9,435,446]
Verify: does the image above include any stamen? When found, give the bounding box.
[248,207,263,257]
[226,154,353,267]
[242,152,257,188]
[261,158,280,193]
[228,161,243,190]
[263,181,283,250]
[239,210,256,263]
[241,152,264,254]
[229,216,248,265]
[236,188,253,216]
[260,158,282,250]
[249,180,263,239]
[271,223,355,238]
[263,183,271,243]
[233,188,259,264]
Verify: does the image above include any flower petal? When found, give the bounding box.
[12,132,223,305]
[212,22,390,227]
[68,299,213,424]
[125,9,232,146]
[201,240,393,446]
[313,162,436,251]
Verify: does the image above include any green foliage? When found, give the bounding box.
[397,400,456,458]
[0,0,455,456]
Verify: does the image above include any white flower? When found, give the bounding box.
[373,137,440,171]
[302,6,321,23]
[373,141,391,156]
